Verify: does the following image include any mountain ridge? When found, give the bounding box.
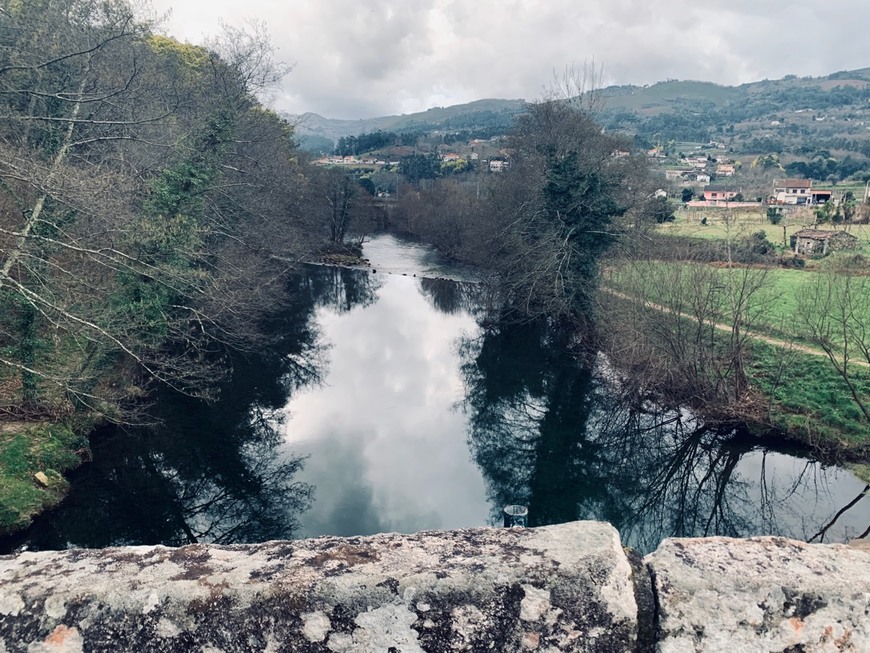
[287,68,870,153]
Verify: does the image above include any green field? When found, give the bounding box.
[750,267,869,344]
[608,261,869,345]
[747,341,870,448]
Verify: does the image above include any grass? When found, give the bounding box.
[746,341,870,451]
[604,259,870,453]
[608,257,869,350]
[849,464,870,484]
[0,422,89,535]
[744,266,869,345]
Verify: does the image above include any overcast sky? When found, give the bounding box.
[148,0,869,120]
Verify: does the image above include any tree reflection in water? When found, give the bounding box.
[459,318,870,553]
[301,263,382,314]
[418,277,489,316]
[8,267,380,551]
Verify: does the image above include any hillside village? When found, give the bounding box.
[306,126,870,245]
[312,136,509,171]
[297,68,870,230]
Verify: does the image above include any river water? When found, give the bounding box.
[4,234,868,554]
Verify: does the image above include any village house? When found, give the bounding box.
[716,163,735,177]
[703,184,740,203]
[683,156,708,169]
[772,179,835,205]
[773,178,812,204]
[791,229,859,256]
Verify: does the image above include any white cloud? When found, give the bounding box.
[148,0,870,118]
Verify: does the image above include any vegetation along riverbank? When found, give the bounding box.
[382,95,870,466]
[0,1,371,534]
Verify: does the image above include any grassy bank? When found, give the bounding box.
[746,341,870,454]
[607,260,870,349]
[598,274,870,457]
[0,422,91,536]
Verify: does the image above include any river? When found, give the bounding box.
[4,234,868,554]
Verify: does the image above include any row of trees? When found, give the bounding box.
[334,130,423,156]
[330,127,509,158]
[0,0,361,421]
[785,155,869,183]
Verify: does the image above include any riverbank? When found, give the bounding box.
[597,256,870,464]
[315,238,870,463]
[598,286,870,463]
[312,242,370,267]
[0,422,91,536]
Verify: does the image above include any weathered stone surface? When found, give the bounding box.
[0,521,639,652]
[647,536,870,653]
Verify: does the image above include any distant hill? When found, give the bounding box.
[596,69,870,155]
[286,99,527,151]
[289,68,870,159]
[596,80,741,113]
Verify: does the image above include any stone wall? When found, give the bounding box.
[0,521,867,652]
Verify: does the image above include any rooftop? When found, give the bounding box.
[793,229,858,240]
[775,178,812,188]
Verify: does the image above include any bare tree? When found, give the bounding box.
[598,243,772,416]
[476,97,644,325]
[796,267,870,421]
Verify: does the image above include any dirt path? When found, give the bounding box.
[602,287,870,369]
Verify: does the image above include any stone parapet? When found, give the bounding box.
[0,522,641,652]
[647,536,870,653]
[1,522,868,652]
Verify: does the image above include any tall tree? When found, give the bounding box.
[479,97,642,324]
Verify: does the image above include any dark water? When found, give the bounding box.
[4,234,869,554]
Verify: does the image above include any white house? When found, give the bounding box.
[773,179,812,205]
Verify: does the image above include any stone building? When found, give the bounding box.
[791,229,859,256]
